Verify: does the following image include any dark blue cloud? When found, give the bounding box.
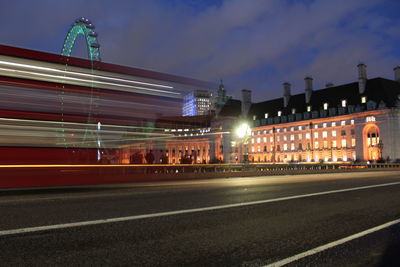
[0,0,399,100]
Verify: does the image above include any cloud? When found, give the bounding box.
[1,0,399,101]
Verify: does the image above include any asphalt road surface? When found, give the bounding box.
[1,171,400,266]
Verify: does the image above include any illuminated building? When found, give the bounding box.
[246,64,400,163]
[182,90,212,116]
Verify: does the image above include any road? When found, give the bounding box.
[1,171,400,266]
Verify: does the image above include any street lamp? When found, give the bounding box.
[235,122,251,163]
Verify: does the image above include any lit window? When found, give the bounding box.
[341,139,347,147]
[361,96,367,103]
[290,134,295,141]
[265,113,269,119]
[350,119,354,125]
[283,128,287,132]
[257,146,261,152]
[314,124,318,129]
[251,138,254,144]
[292,108,296,114]
[263,137,267,142]
[322,131,328,138]
[341,100,347,107]
[277,136,280,141]
[315,141,319,149]
[277,128,280,132]
[332,122,336,127]
[323,123,327,128]
[307,106,311,112]
[290,127,294,132]
[351,138,356,147]
[257,137,261,143]
[341,120,346,126]
[253,115,256,120]
[283,135,287,141]
[323,140,328,148]
[306,133,311,139]
[278,111,282,116]
[291,143,295,150]
[298,126,302,130]
[323,103,328,110]
[332,130,337,137]
[314,132,319,139]
[283,144,288,151]
[343,154,348,161]
[251,147,255,152]
[332,140,337,148]
[298,133,303,140]
[270,136,273,142]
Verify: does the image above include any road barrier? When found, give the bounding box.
[0,163,399,189]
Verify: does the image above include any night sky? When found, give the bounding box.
[1,0,399,101]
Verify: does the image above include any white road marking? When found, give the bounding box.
[265,218,400,267]
[1,181,400,237]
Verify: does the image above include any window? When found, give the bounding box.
[251,138,254,144]
[314,132,319,139]
[361,96,367,103]
[263,137,267,143]
[283,144,288,151]
[332,122,336,127]
[270,136,274,142]
[341,120,346,126]
[257,137,261,143]
[306,133,311,139]
[277,145,281,152]
[298,126,303,130]
[341,130,346,136]
[350,119,354,125]
[322,131,328,138]
[290,127,294,132]
[307,106,311,112]
[283,128,287,132]
[351,138,356,147]
[341,139,347,147]
[341,100,347,107]
[332,130,337,137]
[298,133,303,140]
[298,143,303,150]
[257,146,261,152]
[251,147,255,152]
[314,124,318,129]
[290,134,295,141]
[315,141,319,149]
[264,146,267,152]
[323,140,328,148]
[291,143,295,150]
[332,140,337,148]
[253,115,256,120]
[323,103,328,110]
[292,108,296,114]
[277,111,282,116]
[283,135,287,141]
[351,129,355,135]
[323,123,327,128]
[277,136,280,142]
[265,113,269,119]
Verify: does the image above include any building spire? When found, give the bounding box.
[219,79,224,90]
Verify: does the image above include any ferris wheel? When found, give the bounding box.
[60,17,105,161]
[62,17,101,61]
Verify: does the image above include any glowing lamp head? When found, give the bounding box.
[236,123,251,139]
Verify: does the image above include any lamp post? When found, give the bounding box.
[377,140,384,161]
[272,127,276,163]
[235,122,251,163]
[309,122,314,161]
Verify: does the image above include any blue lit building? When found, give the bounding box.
[182,90,212,116]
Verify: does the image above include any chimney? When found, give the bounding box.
[325,82,334,88]
[241,89,252,117]
[305,76,313,104]
[394,66,400,83]
[283,82,291,107]
[358,63,367,94]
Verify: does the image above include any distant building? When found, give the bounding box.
[182,90,212,116]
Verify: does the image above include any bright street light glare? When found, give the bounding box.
[236,123,250,138]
